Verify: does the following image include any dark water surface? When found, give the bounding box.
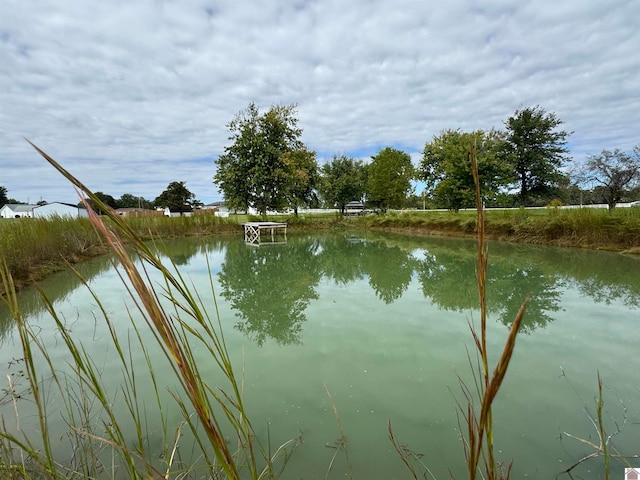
[1,231,639,478]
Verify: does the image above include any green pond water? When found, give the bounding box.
[1,231,639,479]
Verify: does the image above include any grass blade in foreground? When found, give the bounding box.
[0,141,299,478]
[461,142,527,480]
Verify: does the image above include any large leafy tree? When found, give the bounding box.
[583,146,640,211]
[367,147,414,211]
[154,181,197,212]
[319,155,367,214]
[214,103,308,216]
[504,106,572,205]
[419,129,512,211]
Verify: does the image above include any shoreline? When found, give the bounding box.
[2,209,639,293]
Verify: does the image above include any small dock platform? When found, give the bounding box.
[242,222,288,246]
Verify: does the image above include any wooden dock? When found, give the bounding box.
[242,221,288,246]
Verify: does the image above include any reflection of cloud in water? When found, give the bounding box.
[0,254,115,343]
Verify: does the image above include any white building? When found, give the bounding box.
[205,201,230,217]
[0,204,37,218]
[32,202,89,219]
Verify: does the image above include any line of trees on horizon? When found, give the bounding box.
[0,182,203,215]
[213,103,640,215]
[4,105,639,215]
[85,182,204,214]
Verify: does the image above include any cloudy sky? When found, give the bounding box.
[1,0,639,204]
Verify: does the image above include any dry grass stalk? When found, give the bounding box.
[558,372,639,478]
[28,141,244,477]
[462,143,527,480]
[324,385,352,480]
[387,419,418,480]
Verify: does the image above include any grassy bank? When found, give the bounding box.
[0,217,103,290]
[360,207,640,252]
[0,214,243,290]
[262,207,640,252]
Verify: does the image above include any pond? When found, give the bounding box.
[1,231,639,479]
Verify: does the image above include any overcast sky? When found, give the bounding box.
[1,0,639,204]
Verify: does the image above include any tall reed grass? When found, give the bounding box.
[456,146,526,479]
[0,216,102,290]
[1,142,299,478]
[0,210,244,291]
[387,145,527,480]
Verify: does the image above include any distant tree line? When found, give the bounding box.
[213,103,640,213]
[0,186,25,207]
[0,182,201,214]
[84,182,202,214]
[3,105,639,215]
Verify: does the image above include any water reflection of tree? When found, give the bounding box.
[317,235,367,285]
[417,246,477,312]
[415,241,563,332]
[364,242,417,303]
[217,238,322,346]
[217,233,421,346]
[9,233,637,346]
[317,234,418,304]
[558,250,640,308]
[488,262,562,332]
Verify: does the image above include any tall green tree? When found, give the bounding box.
[504,106,572,205]
[367,147,414,211]
[117,193,152,209]
[583,146,640,211]
[319,155,367,214]
[282,148,319,216]
[154,181,197,213]
[419,129,512,211]
[0,186,8,207]
[82,191,118,214]
[214,103,308,216]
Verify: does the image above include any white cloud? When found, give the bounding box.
[1,0,639,203]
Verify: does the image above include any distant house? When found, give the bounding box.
[200,202,221,211]
[0,204,37,218]
[205,201,230,218]
[32,202,89,219]
[188,201,232,217]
